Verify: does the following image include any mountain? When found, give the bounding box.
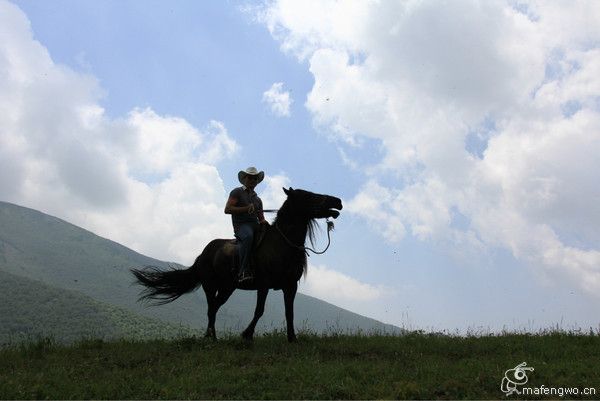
[0,201,400,343]
[0,269,197,345]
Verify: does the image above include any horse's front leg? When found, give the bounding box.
[283,282,298,342]
[241,287,269,341]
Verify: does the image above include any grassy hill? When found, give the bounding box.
[0,201,399,342]
[0,270,199,345]
[2,332,599,399]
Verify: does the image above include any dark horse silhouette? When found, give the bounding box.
[131,187,342,342]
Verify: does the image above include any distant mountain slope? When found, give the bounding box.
[0,270,198,345]
[0,201,400,337]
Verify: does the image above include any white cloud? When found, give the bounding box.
[258,173,291,219]
[257,0,373,60]
[262,82,293,117]
[0,1,237,264]
[261,1,600,294]
[299,263,391,304]
[345,180,407,242]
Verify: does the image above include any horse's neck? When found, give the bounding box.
[275,215,309,245]
[267,212,310,275]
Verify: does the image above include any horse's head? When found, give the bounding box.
[282,187,343,220]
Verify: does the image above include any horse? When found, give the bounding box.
[131,187,343,342]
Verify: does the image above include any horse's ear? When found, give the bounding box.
[283,187,294,196]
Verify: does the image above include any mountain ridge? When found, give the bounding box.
[0,200,400,341]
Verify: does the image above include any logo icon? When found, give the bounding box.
[501,362,534,396]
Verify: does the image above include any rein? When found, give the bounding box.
[275,219,335,255]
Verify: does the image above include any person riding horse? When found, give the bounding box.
[224,167,269,282]
[133,185,343,342]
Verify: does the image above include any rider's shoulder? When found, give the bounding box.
[229,186,244,197]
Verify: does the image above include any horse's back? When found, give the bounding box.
[203,238,235,259]
[199,238,236,277]
[200,233,304,289]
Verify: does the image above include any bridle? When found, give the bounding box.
[275,218,335,255]
[265,196,336,255]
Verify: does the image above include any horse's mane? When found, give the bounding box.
[270,195,325,279]
[273,198,319,247]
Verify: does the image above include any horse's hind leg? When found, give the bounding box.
[203,285,218,339]
[241,288,269,341]
[204,285,235,340]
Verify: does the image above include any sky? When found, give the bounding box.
[1,0,600,332]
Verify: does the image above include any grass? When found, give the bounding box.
[2,330,600,399]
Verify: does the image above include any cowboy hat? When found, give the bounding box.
[238,166,264,185]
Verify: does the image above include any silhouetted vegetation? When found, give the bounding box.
[2,331,600,399]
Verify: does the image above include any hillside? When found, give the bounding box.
[0,201,399,341]
[0,270,199,345]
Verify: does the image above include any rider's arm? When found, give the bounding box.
[256,198,267,224]
[224,196,253,215]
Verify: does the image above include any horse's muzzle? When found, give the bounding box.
[329,209,340,219]
[327,197,343,219]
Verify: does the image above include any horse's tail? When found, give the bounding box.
[131,253,205,305]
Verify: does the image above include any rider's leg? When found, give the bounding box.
[235,223,255,279]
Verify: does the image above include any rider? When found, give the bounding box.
[224,167,268,282]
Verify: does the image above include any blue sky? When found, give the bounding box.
[2,0,600,332]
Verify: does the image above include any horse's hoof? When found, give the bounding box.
[287,335,297,343]
[241,331,254,342]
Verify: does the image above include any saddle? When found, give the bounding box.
[229,224,267,275]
